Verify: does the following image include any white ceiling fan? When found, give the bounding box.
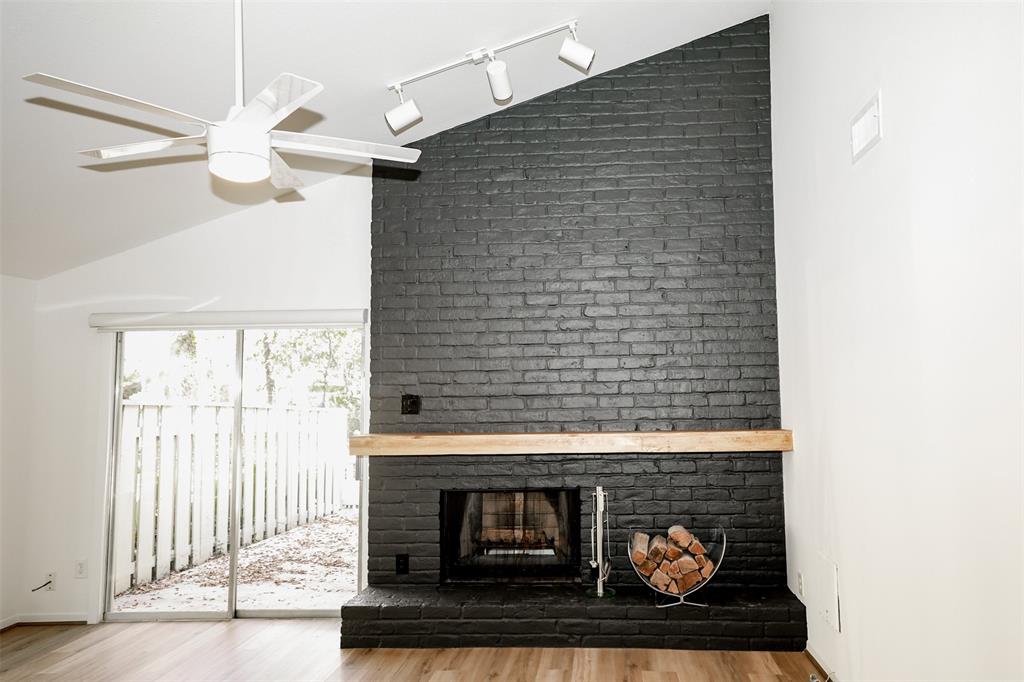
[22,0,420,190]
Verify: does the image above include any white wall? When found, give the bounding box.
[1,166,371,624]
[1,275,37,627]
[770,3,1023,680]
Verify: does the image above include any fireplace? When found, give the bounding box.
[346,448,807,650]
[440,488,581,582]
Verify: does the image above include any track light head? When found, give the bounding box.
[384,87,423,133]
[485,56,512,103]
[559,26,595,73]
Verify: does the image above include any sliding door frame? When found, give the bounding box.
[102,316,368,622]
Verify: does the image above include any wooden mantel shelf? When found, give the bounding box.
[349,429,792,457]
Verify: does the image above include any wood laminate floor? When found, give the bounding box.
[0,620,818,681]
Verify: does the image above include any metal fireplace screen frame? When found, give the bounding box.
[440,488,581,583]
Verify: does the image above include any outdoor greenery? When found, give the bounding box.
[249,329,364,434]
[121,328,364,434]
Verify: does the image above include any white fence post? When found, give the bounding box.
[112,406,140,595]
[135,407,158,585]
[170,406,193,572]
[155,406,175,579]
[193,407,217,565]
[253,408,267,543]
[214,407,231,556]
[240,409,254,547]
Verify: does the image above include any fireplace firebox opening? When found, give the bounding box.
[440,488,581,583]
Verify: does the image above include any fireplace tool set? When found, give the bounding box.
[588,486,614,597]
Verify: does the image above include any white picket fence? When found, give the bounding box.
[112,403,356,595]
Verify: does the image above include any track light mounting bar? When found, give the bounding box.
[387,19,578,92]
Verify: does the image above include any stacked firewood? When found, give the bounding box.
[630,525,714,594]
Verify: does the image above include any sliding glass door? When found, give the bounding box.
[108,330,237,615]
[105,324,364,619]
[235,329,361,612]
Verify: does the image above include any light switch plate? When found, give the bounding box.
[851,91,882,163]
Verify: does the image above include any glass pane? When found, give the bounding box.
[235,328,362,611]
[110,330,237,614]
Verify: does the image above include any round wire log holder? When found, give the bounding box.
[627,527,727,608]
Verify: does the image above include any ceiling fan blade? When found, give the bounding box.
[231,73,323,130]
[270,130,421,164]
[79,133,207,160]
[270,150,304,189]
[23,73,212,126]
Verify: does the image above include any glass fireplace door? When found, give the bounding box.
[441,488,581,582]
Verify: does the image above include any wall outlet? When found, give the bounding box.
[45,572,55,591]
[395,553,409,575]
[797,571,804,598]
[74,560,88,579]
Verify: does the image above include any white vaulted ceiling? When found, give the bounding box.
[1,1,768,278]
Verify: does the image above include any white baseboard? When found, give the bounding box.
[1,612,89,629]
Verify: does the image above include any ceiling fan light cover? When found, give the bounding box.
[207,124,271,183]
[209,152,271,183]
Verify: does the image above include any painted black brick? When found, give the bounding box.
[356,18,795,652]
[367,452,786,588]
[370,16,777,434]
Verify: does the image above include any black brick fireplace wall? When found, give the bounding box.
[369,16,777,435]
[367,15,782,585]
[349,17,802,649]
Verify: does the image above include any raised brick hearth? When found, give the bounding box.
[342,585,805,650]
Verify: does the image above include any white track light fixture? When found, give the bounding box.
[485,53,513,103]
[385,19,596,134]
[384,86,423,133]
[559,24,595,73]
